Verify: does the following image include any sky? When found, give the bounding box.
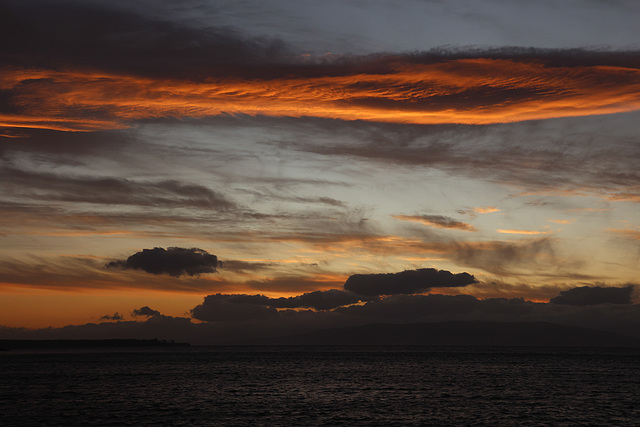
[1,0,640,343]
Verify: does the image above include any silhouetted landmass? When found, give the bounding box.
[257,321,640,347]
[0,338,190,351]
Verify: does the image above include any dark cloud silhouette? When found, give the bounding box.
[190,290,364,319]
[132,306,161,317]
[190,294,278,322]
[100,312,123,320]
[229,289,366,311]
[269,289,366,310]
[550,285,635,306]
[2,290,640,345]
[344,268,477,297]
[107,247,218,277]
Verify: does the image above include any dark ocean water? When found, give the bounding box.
[1,346,639,426]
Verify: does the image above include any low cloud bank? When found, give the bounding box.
[2,269,637,345]
[2,287,639,345]
[550,285,634,305]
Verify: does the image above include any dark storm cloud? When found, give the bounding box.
[0,0,292,78]
[132,306,161,317]
[190,294,278,322]
[107,247,219,277]
[550,285,635,306]
[343,268,477,297]
[100,312,123,320]
[0,165,236,211]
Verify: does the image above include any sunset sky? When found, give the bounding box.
[1,0,639,343]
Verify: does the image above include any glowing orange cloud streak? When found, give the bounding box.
[473,207,500,214]
[0,113,124,132]
[497,229,550,235]
[3,58,640,131]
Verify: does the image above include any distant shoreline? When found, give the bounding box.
[0,338,190,351]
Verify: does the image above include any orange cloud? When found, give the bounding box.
[605,192,640,202]
[271,233,449,256]
[548,219,575,224]
[473,206,501,214]
[497,229,550,235]
[3,57,640,131]
[608,228,640,240]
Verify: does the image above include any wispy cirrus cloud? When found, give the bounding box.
[608,228,640,240]
[0,165,237,211]
[393,214,477,231]
[458,206,501,216]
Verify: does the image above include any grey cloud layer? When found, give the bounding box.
[0,166,236,211]
[0,0,292,79]
[276,113,640,199]
[4,0,639,75]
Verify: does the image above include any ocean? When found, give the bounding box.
[1,346,639,426]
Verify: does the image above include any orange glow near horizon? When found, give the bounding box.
[3,58,640,132]
[0,289,204,329]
